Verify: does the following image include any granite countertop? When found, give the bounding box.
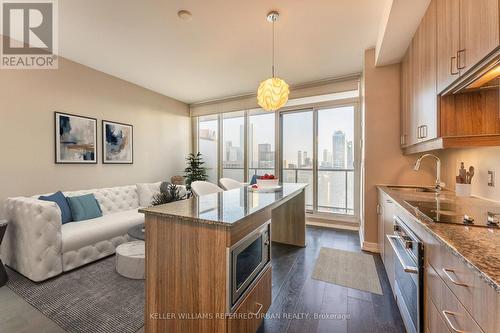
[378,185,500,292]
[139,183,308,227]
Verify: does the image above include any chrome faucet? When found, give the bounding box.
[413,154,444,192]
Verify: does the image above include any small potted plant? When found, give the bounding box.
[184,152,208,191]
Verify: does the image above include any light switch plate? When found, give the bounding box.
[488,171,495,187]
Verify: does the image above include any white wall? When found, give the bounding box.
[440,147,500,202]
[0,57,191,217]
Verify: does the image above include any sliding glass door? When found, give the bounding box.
[279,104,358,218]
[317,106,355,215]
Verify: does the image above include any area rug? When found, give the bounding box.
[312,247,383,295]
[7,256,144,333]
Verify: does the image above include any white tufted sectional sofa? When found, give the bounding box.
[1,185,144,282]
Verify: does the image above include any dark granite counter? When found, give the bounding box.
[139,183,308,227]
[378,185,500,292]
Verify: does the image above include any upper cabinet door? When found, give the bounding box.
[401,48,412,147]
[458,0,500,73]
[415,0,438,142]
[437,0,460,94]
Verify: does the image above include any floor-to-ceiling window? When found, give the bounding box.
[281,110,314,211]
[248,110,275,178]
[198,114,218,182]
[222,111,245,182]
[194,90,360,222]
[317,106,355,215]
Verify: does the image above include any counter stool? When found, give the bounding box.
[0,219,8,286]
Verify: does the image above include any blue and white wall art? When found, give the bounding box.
[55,112,97,164]
[103,120,133,164]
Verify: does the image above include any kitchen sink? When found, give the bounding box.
[387,186,438,193]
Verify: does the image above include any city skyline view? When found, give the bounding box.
[198,106,356,215]
[200,107,355,168]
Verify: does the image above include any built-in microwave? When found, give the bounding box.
[230,222,271,308]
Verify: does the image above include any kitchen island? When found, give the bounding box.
[139,183,307,333]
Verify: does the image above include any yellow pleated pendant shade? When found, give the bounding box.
[257,77,290,111]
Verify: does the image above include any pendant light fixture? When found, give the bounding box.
[257,11,289,111]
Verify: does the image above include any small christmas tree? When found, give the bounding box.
[184,152,208,190]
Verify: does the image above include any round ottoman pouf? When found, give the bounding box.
[115,241,145,279]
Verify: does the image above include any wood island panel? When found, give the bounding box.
[271,190,306,247]
[145,215,229,333]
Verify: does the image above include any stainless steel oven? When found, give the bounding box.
[230,222,271,307]
[387,216,424,333]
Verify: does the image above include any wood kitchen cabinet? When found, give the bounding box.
[437,0,499,93]
[401,0,500,154]
[458,0,499,74]
[400,0,438,147]
[436,0,460,93]
[400,47,412,147]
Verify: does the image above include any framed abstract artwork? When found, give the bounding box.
[102,120,133,164]
[55,112,97,164]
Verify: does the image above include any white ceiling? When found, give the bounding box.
[57,0,388,103]
[51,0,426,104]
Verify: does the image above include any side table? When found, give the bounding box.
[0,219,8,286]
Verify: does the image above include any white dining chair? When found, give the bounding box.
[219,178,243,191]
[190,181,224,196]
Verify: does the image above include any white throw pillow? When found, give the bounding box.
[136,182,161,207]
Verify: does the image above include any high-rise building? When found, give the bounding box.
[332,130,346,168]
[346,141,353,169]
[258,143,273,168]
[321,149,333,168]
[297,150,302,168]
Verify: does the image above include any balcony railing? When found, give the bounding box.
[221,166,354,216]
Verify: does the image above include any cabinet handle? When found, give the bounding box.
[417,126,421,139]
[450,56,459,75]
[422,125,428,139]
[249,302,263,316]
[442,310,466,333]
[442,268,470,287]
[457,49,466,70]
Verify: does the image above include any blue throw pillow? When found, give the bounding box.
[67,194,103,222]
[39,191,73,224]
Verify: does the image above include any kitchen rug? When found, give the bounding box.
[312,247,383,295]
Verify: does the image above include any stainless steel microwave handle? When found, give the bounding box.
[386,235,418,274]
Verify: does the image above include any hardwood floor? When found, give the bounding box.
[0,226,404,333]
[258,226,406,333]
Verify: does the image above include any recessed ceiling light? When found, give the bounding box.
[177,10,192,21]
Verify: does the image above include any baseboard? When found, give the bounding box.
[306,219,359,231]
[361,241,380,253]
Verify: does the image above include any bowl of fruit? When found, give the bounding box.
[256,174,279,188]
